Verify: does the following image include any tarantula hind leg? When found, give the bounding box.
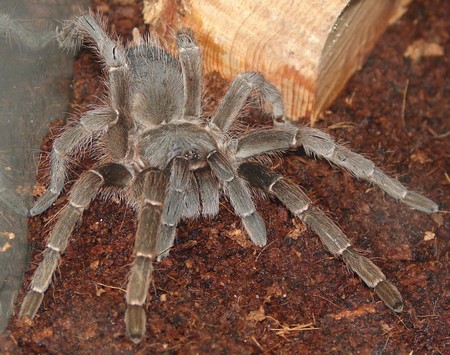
[57,13,127,69]
[20,163,132,319]
[238,162,403,312]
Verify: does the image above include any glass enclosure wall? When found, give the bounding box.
[0,0,88,331]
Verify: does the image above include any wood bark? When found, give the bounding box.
[143,0,411,122]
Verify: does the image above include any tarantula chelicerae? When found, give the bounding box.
[20,14,438,343]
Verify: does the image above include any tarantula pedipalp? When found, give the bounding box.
[20,14,438,343]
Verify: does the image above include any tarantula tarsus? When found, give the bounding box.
[20,14,438,343]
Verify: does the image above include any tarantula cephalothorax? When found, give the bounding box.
[20,14,438,343]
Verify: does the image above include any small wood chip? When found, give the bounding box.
[404,39,444,62]
[423,231,435,241]
[1,232,15,239]
[246,306,266,322]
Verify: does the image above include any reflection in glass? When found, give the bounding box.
[0,0,87,331]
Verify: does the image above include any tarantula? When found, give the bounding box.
[20,14,438,343]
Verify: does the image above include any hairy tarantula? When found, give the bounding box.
[20,14,438,343]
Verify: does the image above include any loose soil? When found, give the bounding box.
[3,0,449,353]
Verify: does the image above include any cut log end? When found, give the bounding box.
[143,0,410,123]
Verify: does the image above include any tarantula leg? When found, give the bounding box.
[236,125,438,213]
[370,169,438,213]
[210,72,285,132]
[297,126,438,213]
[182,175,201,219]
[126,169,167,343]
[156,157,190,260]
[195,168,220,217]
[58,14,131,128]
[238,162,403,312]
[207,151,267,246]
[21,163,132,319]
[176,29,202,118]
[57,13,127,69]
[30,107,118,216]
[236,128,296,159]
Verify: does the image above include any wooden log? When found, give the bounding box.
[143,0,410,123]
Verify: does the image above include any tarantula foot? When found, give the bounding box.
[403,191,439,214]
[125,305,146,344]
[29,190,58,216]
[242,212,267,247]
[374,280,403,313]
[19,290,44,319]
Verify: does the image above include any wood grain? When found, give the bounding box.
[143,0,410,122]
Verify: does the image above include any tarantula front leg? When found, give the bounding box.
[156,162,220,262]
[195,168,220,217]
[30,107,118,216]
[176,29,202,118]
[156,157,191,260]
[21,163,133,319]
[126,169,168,343]
[235,126,438,213]
[207,150,267,246]
[209,72,286,133]
[238,162,403,312]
